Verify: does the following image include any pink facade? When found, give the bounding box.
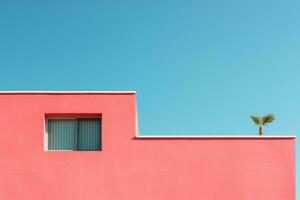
[0,92,295,200]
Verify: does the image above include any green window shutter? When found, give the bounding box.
[47,119,77,150]
[78,118,101,151]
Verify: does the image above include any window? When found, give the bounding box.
[46,118,101,151]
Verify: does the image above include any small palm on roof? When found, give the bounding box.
[250,114,275,136]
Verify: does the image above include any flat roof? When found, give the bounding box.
[0,91,136,94]
[136,135,296,139]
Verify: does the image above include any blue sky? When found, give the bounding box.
[0,0,298,194]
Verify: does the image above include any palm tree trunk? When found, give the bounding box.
[259,126,263,136]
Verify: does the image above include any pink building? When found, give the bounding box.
[0,91,295,200]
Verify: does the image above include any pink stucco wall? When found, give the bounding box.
[0,93,295,200]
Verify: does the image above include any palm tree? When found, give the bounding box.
[250,114,275,136]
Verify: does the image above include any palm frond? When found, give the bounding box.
[250,115,261,125]
[262,114,275,125]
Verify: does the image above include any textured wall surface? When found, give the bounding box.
[0,93,295,200]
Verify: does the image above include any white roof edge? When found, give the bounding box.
[0,91,136,94]
[136,135,296,139]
